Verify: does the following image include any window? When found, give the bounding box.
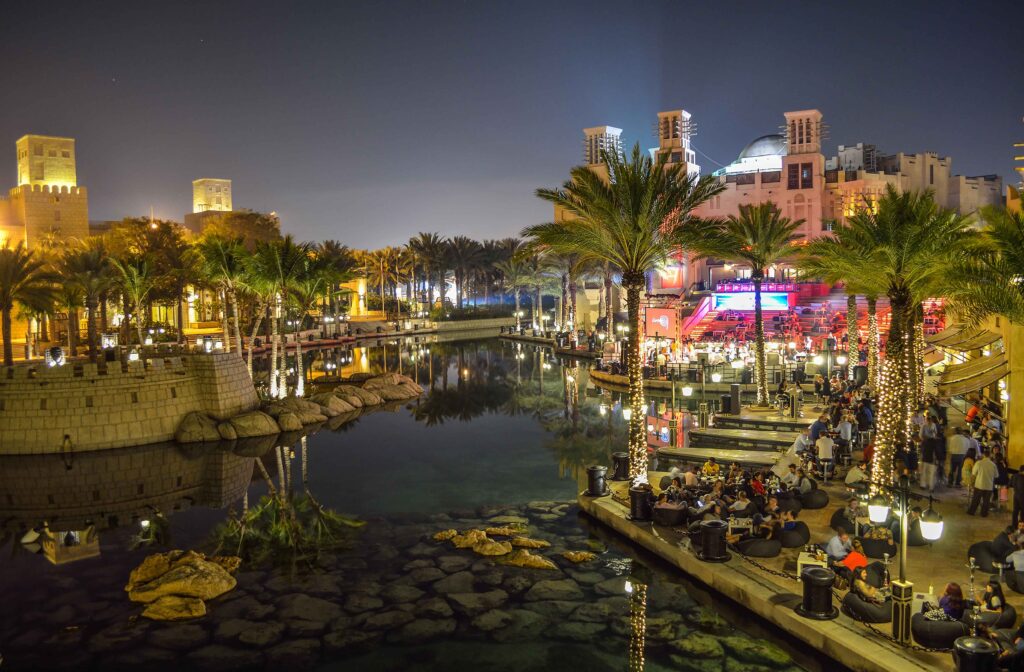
[787,164,799,189]
[215,197,222,205]
[929,165,934,185]
[761,171,781,184]
[671,152,682,163]
[48,150,56,157]
[54,210,61,222]
[800,163,813,189]
[61,151,70,158]
[34,145,43,156]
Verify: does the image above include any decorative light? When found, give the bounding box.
[868,493,890,524]
[812,355,824,365]
[836,355,848,365]
[599,403,608,416]
[788,341,797,350]
[682,386,693,397]
[140,519,150,529]
[144,337,153,346]
[624,580,633,595]
[711,372,722,383]
[920,506,944,542]
[647,423,654,432]
[622,408,632,421]
[128,349,140,362]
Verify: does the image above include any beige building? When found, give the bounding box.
[0,134,89,247]
[184,177,234,234]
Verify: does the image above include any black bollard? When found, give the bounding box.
[795,567,839,620]
[586,465,608,497]
[611,452,630,481]
[696,520,731,562]
[954,636,1000,672]
[628,485,653,521]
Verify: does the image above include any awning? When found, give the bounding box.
[926,325,1001,352]
[938,352,1008,397]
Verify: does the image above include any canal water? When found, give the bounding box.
[0,337,832,672]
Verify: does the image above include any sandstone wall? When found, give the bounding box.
[0,352,258,455]
[434,317,514,333]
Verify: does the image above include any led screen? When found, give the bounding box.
[713,292,790,311]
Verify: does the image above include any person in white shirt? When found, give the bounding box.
[728,491,751,513]
[816,434,835,481]
[967,450,999,517]
[791,429,812,456]
[845,461,867,487]
[781,463,800,489]
[947,429,971,487]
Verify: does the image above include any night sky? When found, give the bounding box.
[1,0,1020,248]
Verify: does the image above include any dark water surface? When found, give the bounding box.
[0,337,829,672]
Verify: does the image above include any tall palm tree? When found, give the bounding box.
[408,232,446,310]
[111,256,155,347]
[682,203,803,407]
[196,235,249,355]
[495,258,527,322]
[0,243,59,366]
[446,236,482,309]
[946,206,1024,326]
[289,254,329,397]
[840,186,971,483]
[529,143,724,481]
[62,239,115,363]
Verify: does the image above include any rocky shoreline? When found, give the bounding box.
[0,501,805,672]
[174,373,424,443]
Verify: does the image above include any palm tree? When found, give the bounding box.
[0,243,59,366]
[838,186,971,483]
[682,203,803,407]
[495,258,528,323]
[196,235,249,355]
[408,232,446,310]
[62,239,116,363]
[446,236,482,309]
[289,253,329,397]
[529,143,724,481]
[946,206,1024,326]
[111,256,156,347]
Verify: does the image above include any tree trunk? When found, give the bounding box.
[68,309,79,356]
[752,274,768,406]
[534,285,541,329]
[270,294,281,398]
[2,307,12,366]
[910,304,925,409]
[605,267,614,336]
[40,313,49,342]
[295,326,305,397]
[230,289,244,358]
[134,302,144,348]
[100,294,108,333]
[560,274,568,329]
[85,297,98,363]
[867,297,879,390]
[246,304,265,381]
[220,289,231,353]
[177,285,186,345]
[846,293,858,380]
[513,289,520,326]
[568,280,577,332]
[624,274,647,482]
[872,291,913,485]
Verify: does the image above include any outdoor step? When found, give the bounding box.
[713,413,810,433]
[689,427,798,450]
[656,445,780,467]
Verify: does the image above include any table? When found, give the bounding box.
[728,517,753,535]
[796,551,829,580]
[912,591,936,616]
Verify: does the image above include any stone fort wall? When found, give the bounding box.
[0,352,258,455]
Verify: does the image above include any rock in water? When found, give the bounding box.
[451,529,488,549]
[228,410,280,437]
[216,422,238,440]
[174,412,221,443]
[127,551,185,590]
[276,411,303,432]
[510,537,550,549]
[472,539,512,556]
[432,529,458,542]
[562,551,597,564]
[484,526,521,537]
[142,595,207,621]
[128,557,236,603]
[502,549,557,570]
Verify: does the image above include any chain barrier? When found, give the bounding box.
[728,544,954,655]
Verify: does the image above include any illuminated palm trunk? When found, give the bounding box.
[872,292,914,485]
[624,276,647,482]
[911,305,925,408]
[846,293,858,379]
[629,582,648,672]
[230,289,243,357]
[295,330,305,397]
[269,294,281,398]
[867,297,879,389]
[560,273,568,329]
[568,280,577,332]
[604,266,614,336]
[752,274,768,406]
[220,289,231,353]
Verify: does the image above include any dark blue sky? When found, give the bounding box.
[1,0,1020,248]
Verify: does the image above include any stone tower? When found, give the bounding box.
[192,178,232,213]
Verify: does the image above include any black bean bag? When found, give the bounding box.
[962,603,1017,630]
[1005,571,1024,595]
[730,503,758,519]
[829,507,855,532]
[777,495,803,514]
[653,505,688,527]
[736,537,782,558]
[858,536,898,560]
[969,533,1014,574]
[911,612,969,649]
[800,483,829,510]
[842,592,892,623]
[779,521,811,548]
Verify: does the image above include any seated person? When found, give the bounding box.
[826,528,852,562]
[701,458,721,478]
[781,464,800,490]
[845,461,868,487]
[837,496,864,531]
[1010,542,1024,572]
[779,509,799,531]
[841,539,869,574]
[816,433,835,479]
[753,495,781,526]
[664,477,684,502]
[1008,522,1024,547]
[795,468,814,495]
[729,490,752,514]
[924,583,966,621]
[682,464,700,488]
[749,471,767,498]
[852,566,887,604]
[809,414,830,442]
[982,580,1006,614]
[790,429,813,457]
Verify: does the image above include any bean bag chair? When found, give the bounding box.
[730,503,758,519]
[842,592,892,623]
[829,508,854,532]
[963,603,1017,630]
[736,537,782,558]
[1005,571,1024,595]
[777,495,803,514]
[858,536,898,560]
[779,521,811,548]
[969,533,1014,574]
[911,612,968,649]
[653,505,688,527]
[801,487,830,510]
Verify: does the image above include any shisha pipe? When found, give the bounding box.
[966,556,980,635]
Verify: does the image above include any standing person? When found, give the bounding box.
[1012,466,1024,528]
[967,450,999,517]
[947,428,970,487]
[816,431,835,482]
[919,430,937,492]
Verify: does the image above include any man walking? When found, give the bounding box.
[947,428,970,487]
[967,450,999,517]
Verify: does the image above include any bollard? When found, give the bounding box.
[611,452,630,481]
[586,465,608,497]
[628,485,653,521]
[795,567,838,620]
[696,520,731,562]
[954,636,999,672]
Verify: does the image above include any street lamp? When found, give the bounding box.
[711,372,722,383]
[681,386,693,397]
[867,476,944,643]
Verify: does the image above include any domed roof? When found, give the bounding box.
[737,134,787,160]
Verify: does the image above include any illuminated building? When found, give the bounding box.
[0,134,90,247]
[184,177,234,234]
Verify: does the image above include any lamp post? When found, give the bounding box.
[867,475,944,643]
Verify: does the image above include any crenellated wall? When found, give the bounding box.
[0,352,258,455]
